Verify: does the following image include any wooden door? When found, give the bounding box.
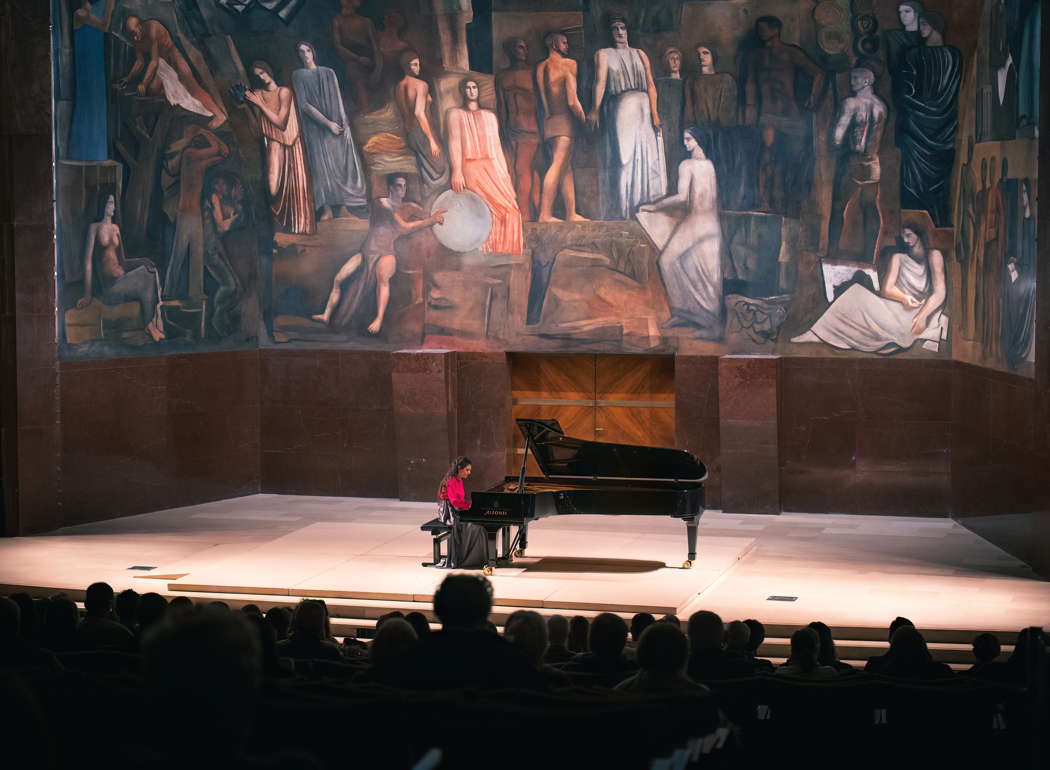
[508,354,675,475]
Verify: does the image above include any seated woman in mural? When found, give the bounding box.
[792,225,946,353]
[311,174,444,335]
[75,192,165,342]
[637,126,724,341]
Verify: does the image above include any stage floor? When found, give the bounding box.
[2,495,1048,633]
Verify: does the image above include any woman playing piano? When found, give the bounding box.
[437,456,488,569]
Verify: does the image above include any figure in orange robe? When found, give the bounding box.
[446,78,524,255]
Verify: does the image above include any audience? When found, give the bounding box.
[136,592,169,640]
[568,615,589,653]
[629,612,656,649]
[616,622,710,696]
[776,627,838,679]
[76,582,134,651]
[505,610,570,688]
[561,612,638,685]
[687,611,755,681]
[276,600,343,662]
[404,611,431,639]
[544,614,574,665]
[865,616,915,672]
[808,621,854,673]
[741,618,775,672]
[115,588,140,632]
[168,595,195,616]
[41,595,79,653]
[265,606,292,641]
[879,626,953,679]
[355,618,417,686]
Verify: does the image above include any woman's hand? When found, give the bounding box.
[910,314,929,337]
[328,120,344,135]
[75,296,92,310]
[903,295,922,309]
[586,110,599,131]
[451,171,466,194]
[244,89,261,106]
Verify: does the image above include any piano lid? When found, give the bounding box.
[516,418,707,483]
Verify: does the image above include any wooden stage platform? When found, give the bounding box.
[2,495,1048,664]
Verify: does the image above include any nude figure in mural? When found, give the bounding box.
[331,0,379,113]
[446,78,524,255]
[497,38,541,221]
[743,16,825,216]
[536,32,588,223]
[827,68,886,262]
[76,193,165,342]
[312,174,445,335]
[793,225,946,353]
[638,126,724,340]
[396,51,449,194]
[117,16,227,129]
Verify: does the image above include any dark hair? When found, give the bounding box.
[898,224,928,253]
[503,37,526,60]
[887,625,932,668]
[631,612,655,641]
[400,49,421,74]
[637,622,689,675]
[756,15,783,31]
[85,582,115,616]
[369,617,418,668]
[386,172,408,190]
[568,615,589,652]
[743,619,765,653]
[295,40,317,62]
[547,614,569,645]
[588,612,628,658]
[919,11,945,34]
[693,43,717,64]
[115,589,140,627]
[683,124,704,147]
[438,456,473,500]
[807,621,839,666]
[43,595,79,643]
[972,632,1001,663]
[264,606,292,640]
[433,574,492,628]
[250,60,276,86]
[0,596,20,644]
[404,611,430,638]
[688,610,724,651]
[888,616,915,641]
[605,12,629,30]
[660,614,680,628]
[788,627,821,673]
[137,592,169,632]
[96,189,120,224]
[459,77,480,101]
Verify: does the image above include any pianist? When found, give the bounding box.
[437,456,487,569]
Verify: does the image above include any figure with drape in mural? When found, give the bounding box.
[536,31,588,223]
[955,137,978,333]
[1017,1,1041,134]
[792,225,946,353]
[331,0,380,113]
[245,60,315,235]
[588,15,666,220]
[883,2,925,90]
[827,68,886,263]
[637,126,724,341]
[446,78,524,255]
[979,157,1009,362]
[292,41,367,221]
[117,16,227,129]
[497,38,541,221]
[896,11,961,227]
[742,16,825,217]
[312,174,445,335]
[965,156,991,340]
[76,193,165,342]
[68,0,116,161]
[396,51,449,195]
[656,48,685,191]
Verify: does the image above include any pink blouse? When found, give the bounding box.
[441,476,471,510]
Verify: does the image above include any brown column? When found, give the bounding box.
[718,355,780,514]
[674,355,721,511]
[392,349,458,501]
[1,1,61,534]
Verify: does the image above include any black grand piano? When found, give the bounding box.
[423,418,707,575]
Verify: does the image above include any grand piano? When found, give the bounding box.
[427,418,707,575]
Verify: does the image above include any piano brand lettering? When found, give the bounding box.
[484,509,510,517]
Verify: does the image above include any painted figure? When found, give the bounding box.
[883,2,925,86]
[312,174,445,334]
[535,31,588,222]
[446,78,524,255]
[331,0,379,113]
[376,10,413,101]
[965,157,992,340]
[955,137,977,333]
[588,15,666,220]
[69,0,116,161]
[201,175,244,337]
[1017,2,1040,132]
[164,126,229,303]
[656,47,685,190]
[76,193,165,342]
[638,126,724,340]
[117,16,227,129]
[979,157,1008,362]
[743,16,825,216]
[291,41,367,220]
[246,60,315,235]
[395,51,449,193]
[497,38,541,221]
[827,68,887,262]
[792,225,946,353]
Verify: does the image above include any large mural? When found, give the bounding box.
[51,0,1038,376]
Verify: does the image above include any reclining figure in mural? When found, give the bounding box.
[792,225,946,353]
[311,174,445,335]
[637,126,724,341]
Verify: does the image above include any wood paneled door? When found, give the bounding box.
[508,354,676,474]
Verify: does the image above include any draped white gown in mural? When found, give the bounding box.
[803,253,945,352]
[599,47,667,220]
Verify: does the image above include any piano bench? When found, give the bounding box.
[420,518,452,567]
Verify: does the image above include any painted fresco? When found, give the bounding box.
[51,0,1037,375]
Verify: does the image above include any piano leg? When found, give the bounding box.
[483,527,500,576]
[501,525,511,560]
[683,516,698,569]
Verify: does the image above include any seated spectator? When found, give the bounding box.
[808,621,854,673]
[265,606,292,641]
[742,618,775,672]
[135,592,169,640]
[404,611,431,639]
[963,632,1009,679]
[865,616,914,672]
[168,595,195,617]
[40,595,79,653]
[115,588,140,632]
[355,618,418,685]
[0,597,60,673]
[206,601,231,612]
[776,627,838,679]
[568,615,589,653]
[617,622,711,696]
[397,574,537,690]
[724,620,752,663]
[506,610,570,688]
[75,582,134,651]
[8,594,40,647]
[628,613,656,652]
[879,626,953,679]
[376,610,405,631]
[246,613,294,678]
[241,604,264,620]
[276,600,344,662]
[561,613,638,685]
[979,627,1049,687]
[660,614,680,629]
[687,611,755,682]
[544,614,574,665]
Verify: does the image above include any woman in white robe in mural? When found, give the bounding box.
[637,126,723,340]
[792,225,946,353]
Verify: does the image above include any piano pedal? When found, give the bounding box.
[682,560,693,569]
[483,565,494,576]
